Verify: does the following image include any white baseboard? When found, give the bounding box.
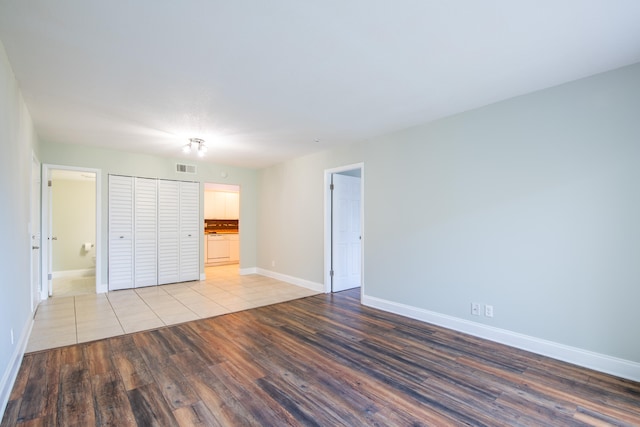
[52,268,95,278]
[256,268,324,292]
[199,273,206,281]
[96,282,108,294]
[362,295,640,383]
[0,314,34,418]
[239,267,257,275]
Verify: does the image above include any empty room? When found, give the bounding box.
[1,1,640,425]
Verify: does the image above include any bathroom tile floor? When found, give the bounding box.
[27,265,320,352]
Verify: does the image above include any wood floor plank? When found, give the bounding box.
[57,361,96,426]
[84,340,115,377]
[127,383,179,427]
[91,371,136,427]
[15,352,48,422]
[109,335,154,391]
[172,400,224,427]
[4,289,640,426]
[7,355,32,401]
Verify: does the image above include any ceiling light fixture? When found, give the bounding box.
[183,138,207,157]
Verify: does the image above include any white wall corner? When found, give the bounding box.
[0,316,34,418]
[239,267,258,275]
[256,268,324,292]
[199,273,206,281]
[96,283,108,294]
[362,294,640,383]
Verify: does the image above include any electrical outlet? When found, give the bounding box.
[471,302,480,316]
[10,329,14,345]
[485,305,494,318]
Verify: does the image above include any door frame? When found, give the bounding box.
[41,164,103,298]
[30,152,41,312]
[323,162,364,295]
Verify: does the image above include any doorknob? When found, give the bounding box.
[32,246,40,250]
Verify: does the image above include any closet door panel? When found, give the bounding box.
[134,177,158,287]
[179,181,200,282]
[108,175,134,290]
[158,179,180,285]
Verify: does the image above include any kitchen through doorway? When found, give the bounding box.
[204,183,240,277]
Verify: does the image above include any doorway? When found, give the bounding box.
[42,165,102,299]
[30,154,41,312]
[203,182,240,277]
[324,163,364,295]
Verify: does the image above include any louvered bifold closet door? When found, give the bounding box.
[179,181,200,282]
[108,175,134,290]
[134,177,158,287]
[158,180,180,284]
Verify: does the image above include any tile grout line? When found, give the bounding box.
[135,288,195,324]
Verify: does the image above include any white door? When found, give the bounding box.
[108,175,134,290]
[158,179,180,284]
[134,177,157,287]
[30,155,41,311]
[179,181,200,281]
[46,172,53,296]
[332,173,361,292]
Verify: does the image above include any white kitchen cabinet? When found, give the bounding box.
[204,190,239,219]
[108,175,134,290]
[207,234,230,263]
[229,234,239,262]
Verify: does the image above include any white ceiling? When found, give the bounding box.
[1,1,639,169]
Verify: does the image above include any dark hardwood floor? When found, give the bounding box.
[2,288,640,426]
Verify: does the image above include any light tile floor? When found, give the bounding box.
[27,265,319,352]
[52,275,96,298]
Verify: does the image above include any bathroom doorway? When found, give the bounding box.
[42,165,101,298]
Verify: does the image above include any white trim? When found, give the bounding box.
[30,152,42,312]
[239,267,257,275]
[323,162,365,294]
[363,294,640,382]
[256,268,324,292]
[96,282,108,294]
[199,273,206,281]
[52,268,96,278]
[42,164,102,299]
[0,316,34,418]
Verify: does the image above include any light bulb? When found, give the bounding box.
[182,143,192,153]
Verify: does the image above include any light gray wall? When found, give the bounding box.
[0,41,39,407]
[257,62,640,363]
[52,179,96,271]
[39,142,259,286]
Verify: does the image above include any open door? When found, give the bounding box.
[327,166,363,293]
[30,154,41,312]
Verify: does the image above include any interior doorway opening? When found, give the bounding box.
[42,165,102,299]
[324,163,364,296]
[203,182,241,277]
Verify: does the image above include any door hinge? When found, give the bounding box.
[48,180,52,187]
[330,270,334,277]
[330,183,334,191]
[47,273,52,280]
